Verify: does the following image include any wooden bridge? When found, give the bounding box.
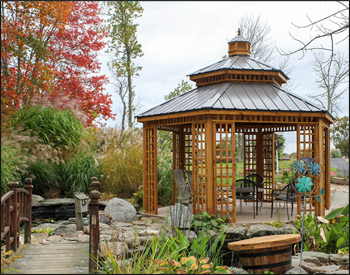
[1,178,101,274]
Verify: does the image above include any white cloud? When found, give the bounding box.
[99,1,349,128]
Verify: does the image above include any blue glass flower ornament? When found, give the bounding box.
[292,159,306,175]
[296,176,313,193]
[307,161,321,176]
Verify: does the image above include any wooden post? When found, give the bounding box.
[89,189,100,274]
[91,177,100,192]
[8,182,18,252]
[205,117,215,215]
[24,178,33,244]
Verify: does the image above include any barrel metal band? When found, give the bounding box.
[239,247,291,258]
[242,259,291,270]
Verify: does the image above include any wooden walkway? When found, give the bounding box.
[5,242,89,274]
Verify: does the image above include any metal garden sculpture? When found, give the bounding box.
[290,156,324,274]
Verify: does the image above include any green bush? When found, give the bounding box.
[58,150,99,197]
[331,149,342,158]
[157,149,173,206]
[10,106,85,150]
[1,135,27,194]
[293,204,349,254]
[22,160,60,197]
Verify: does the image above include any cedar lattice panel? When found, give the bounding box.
[243,128,258,178]
[297,125,316,214]
[262,133,274,202]
[184,125,192,171]
[143,127,157,214]
[172,132,181,203]
[192,123,206,214]
[214,123,235,222]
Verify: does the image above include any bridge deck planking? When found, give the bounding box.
[5,242,89,274]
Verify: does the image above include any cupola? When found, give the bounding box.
[228,28,250,56]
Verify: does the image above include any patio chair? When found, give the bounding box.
[271,181,296,220]
[173,169,192,207]
[236,178,258,219]
[245,173,264,212]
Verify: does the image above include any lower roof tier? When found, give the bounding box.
[137,82,333,121]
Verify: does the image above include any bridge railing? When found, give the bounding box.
[1,178,33,252]
[89,177,100,274]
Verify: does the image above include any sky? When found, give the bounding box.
[97,1,349,153]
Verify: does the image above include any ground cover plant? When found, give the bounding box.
[98,226,229,274]
[292,204,349,254]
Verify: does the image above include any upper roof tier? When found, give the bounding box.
[188,29,289,87]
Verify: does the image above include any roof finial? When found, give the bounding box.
[238,28,241,36]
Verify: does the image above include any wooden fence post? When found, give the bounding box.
[90,177,100,191]
[24,178,33,244]
[8,182,18,252]
[89,188,100,274]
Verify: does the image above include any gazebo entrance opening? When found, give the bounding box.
[138,30,333,223]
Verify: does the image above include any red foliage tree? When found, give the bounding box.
[1,1,115,126]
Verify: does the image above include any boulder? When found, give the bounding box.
[99,241,128,258]
[32,194,44,206]
[224,225,247,241]
[168,203,193,229]
[53,223,77,236]
[246,224,281,238]
[31,223,60,231]
[104,198,137,223]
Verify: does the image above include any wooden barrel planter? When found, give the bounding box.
[228,234,301,274]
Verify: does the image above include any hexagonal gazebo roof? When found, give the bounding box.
[137,30,333,222]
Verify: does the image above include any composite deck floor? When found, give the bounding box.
[6,242,89,274]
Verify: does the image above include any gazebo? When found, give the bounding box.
[136,30,334,222]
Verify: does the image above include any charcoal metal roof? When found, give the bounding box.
[187,55,289,80]
[137,82,327,118]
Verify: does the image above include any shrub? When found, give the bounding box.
[331,149,342,158]
[10,105,85,150]
[1,135,27,194]
[157,148,173,206]
[97,128,143,198]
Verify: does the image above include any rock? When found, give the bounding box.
[32,194,44,206]
[329,253,349,265]
[137,229,160,236]
[86,211,112,225]
[118,232,139,248]
[301,262,327,273]
[322,265,341,273]
[31,223,60,231]
[32,233,49,243]
[285,267,308,274]
[246,224,281,238]
[53,223,77,236]
[184,230,197,242]
[99,241,128,258]
[104,198,137,223]
[46,235,62,243]
[296,251,330,264]
[168,203,193,229]
[328,269,350,274]
[224,225,247,241]
[67,234,89,243]
[280,223,298,234]
[40,198,75,206]
[228,267,249,274]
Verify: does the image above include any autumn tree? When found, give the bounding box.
[311,51,349,116]
[104,1,143,129]
[331,116,349,157]
[1,1,73,123]
[1,1,114,126]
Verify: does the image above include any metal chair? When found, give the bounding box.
[236,178,258,219]
[245,173,264,212]
[173,169,192,207]
[271,181,296,220]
